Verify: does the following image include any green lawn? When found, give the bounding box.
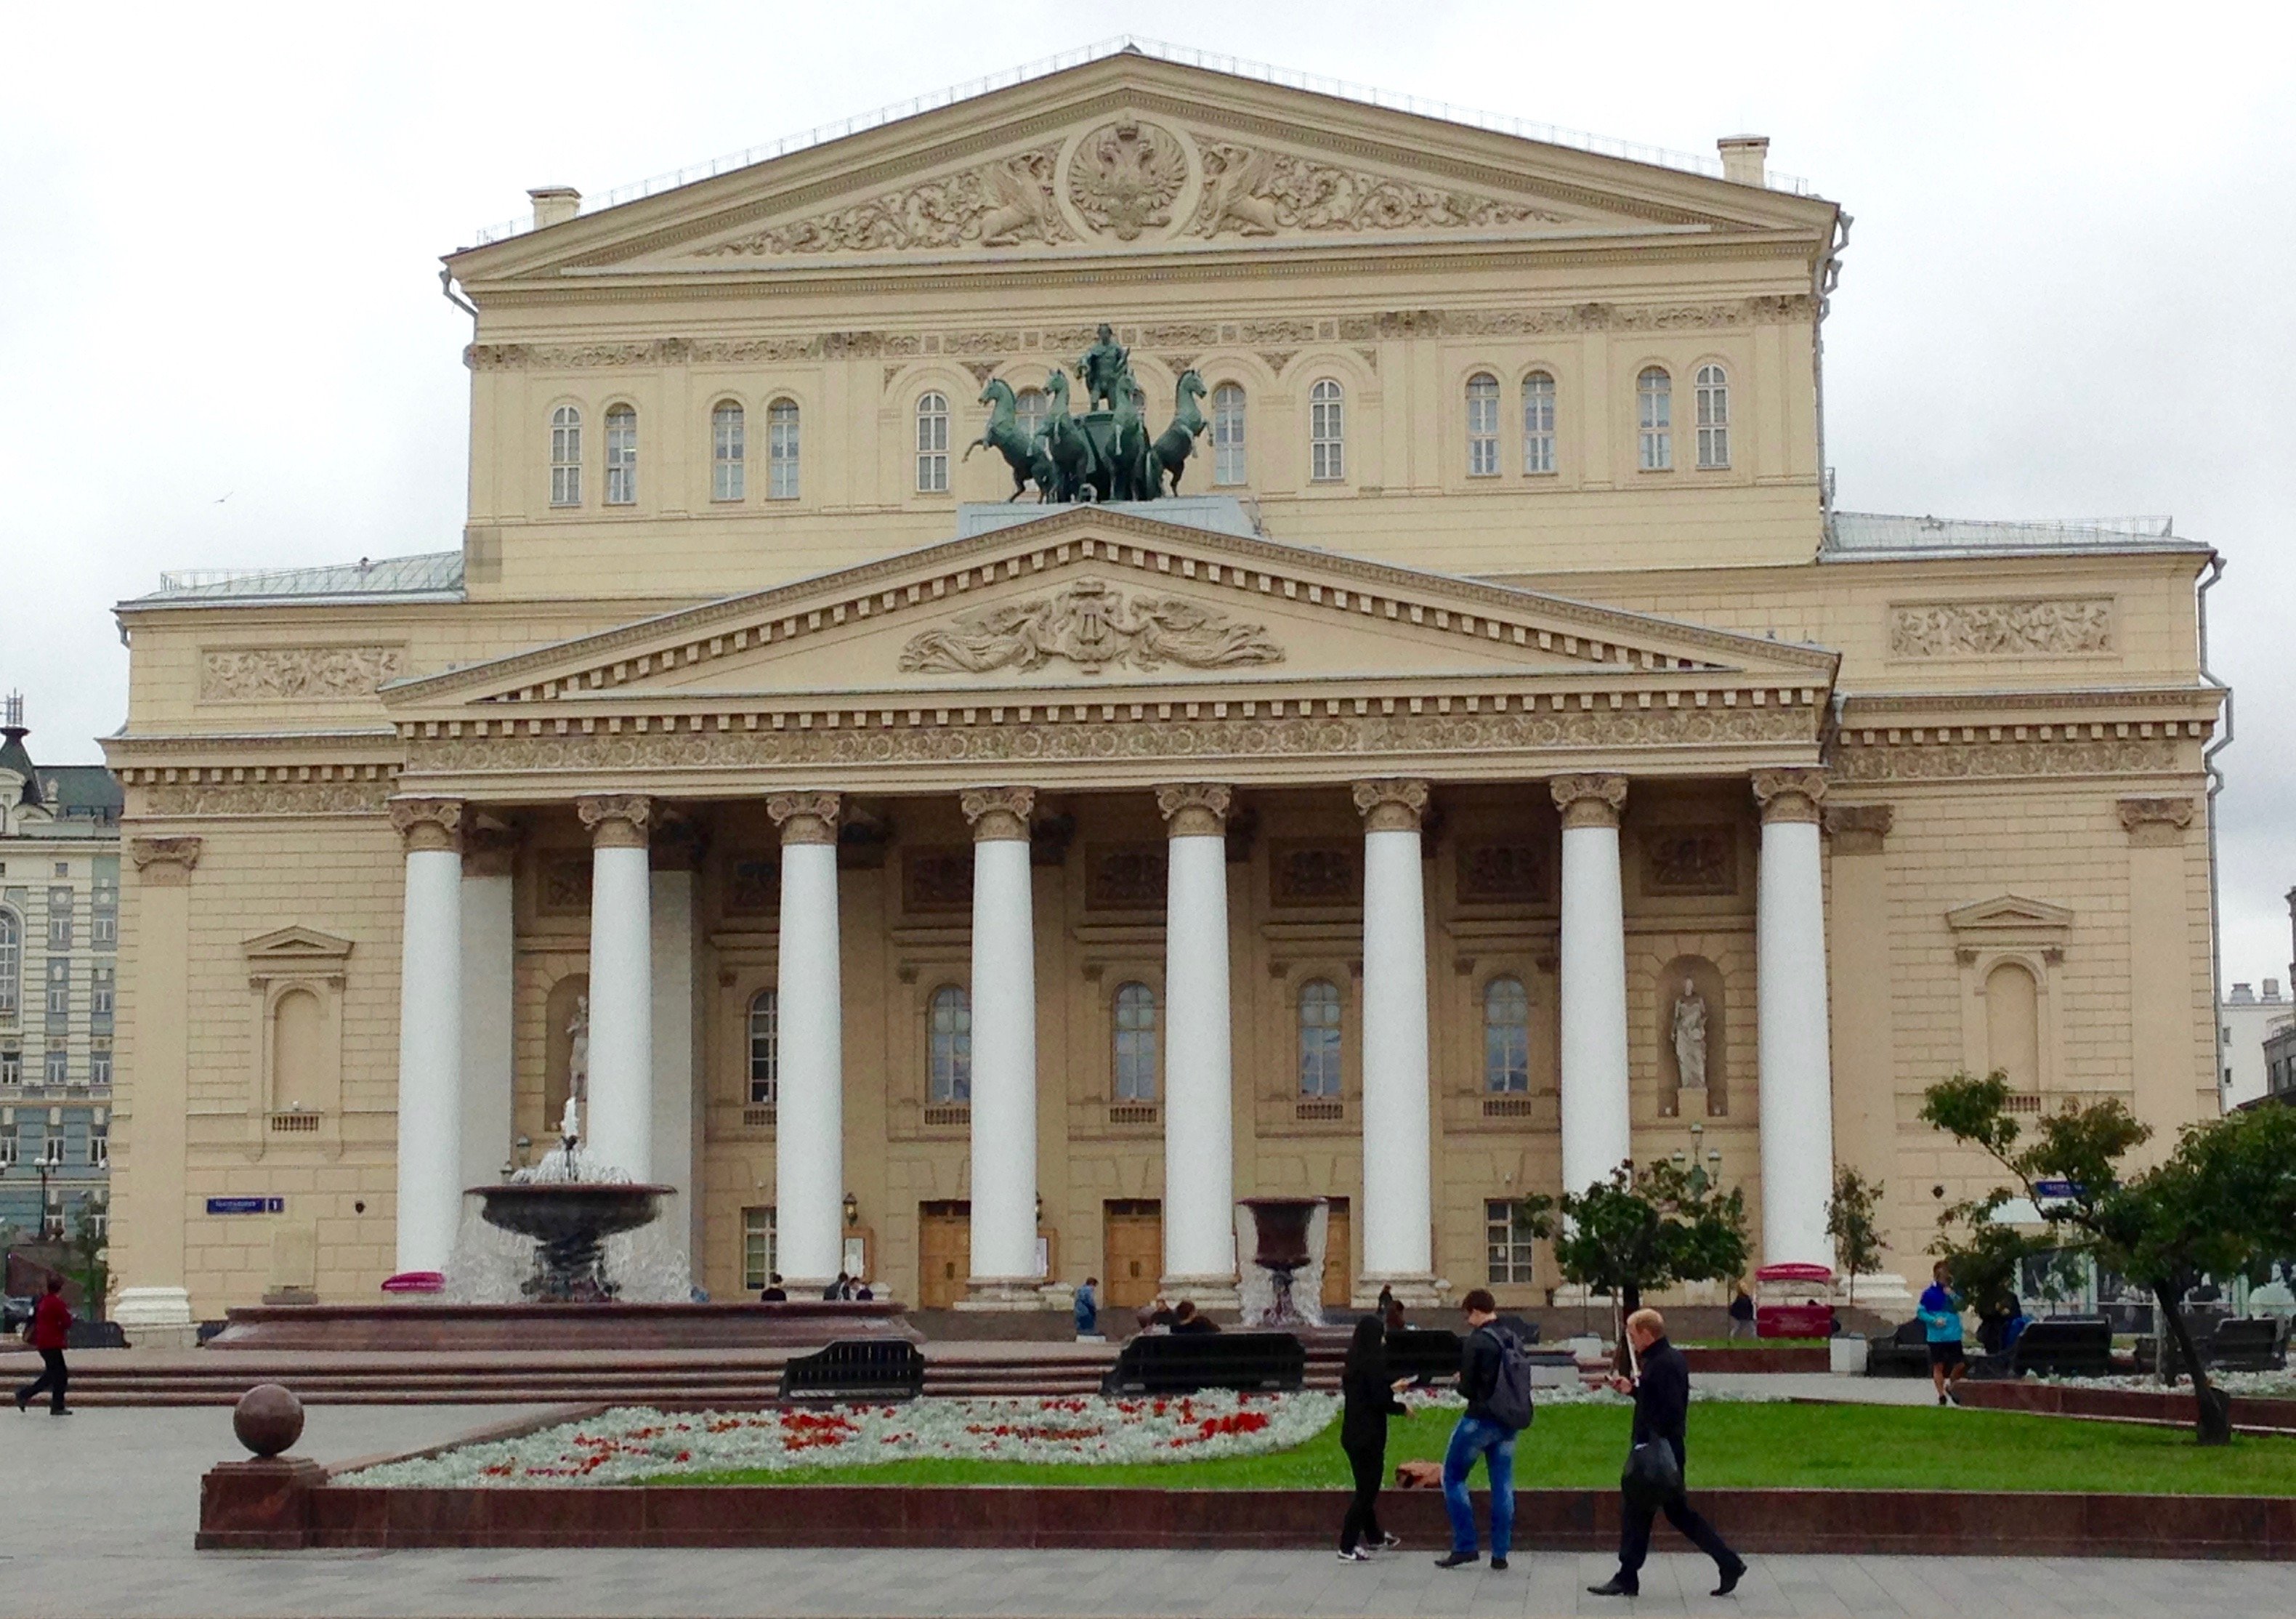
[662,1402,2296,1495]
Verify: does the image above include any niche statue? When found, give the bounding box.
[1671,980,1709,1091]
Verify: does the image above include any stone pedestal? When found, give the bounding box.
[196,1456,325,1550]
[115,1285,197,1349]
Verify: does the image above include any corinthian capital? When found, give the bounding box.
[768,791,844,846]
[1549,773,1628,830]
[388,797,464,854]
[1351,778,1430,833]
[1155,783,1233,839]
[129,834,202,885]
[577,794,652,849]
[961,786,1035,842]
[1751,769,1827,825]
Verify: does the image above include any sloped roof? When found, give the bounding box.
[1824,512,2202,560]
[129,552,464,608]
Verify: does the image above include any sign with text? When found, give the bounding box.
[206,1196,285,1216]
[2032,1180,2085,1200]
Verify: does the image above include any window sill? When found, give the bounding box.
[1294,1097,1345,1122]
[1107,1102,1158,1126]
[922,1104,971,1128]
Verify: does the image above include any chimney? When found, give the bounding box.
[2231,982,2255,1004]
[2267,979,2284,1002]
[528,187,582,230]
[1717,135,1770,187]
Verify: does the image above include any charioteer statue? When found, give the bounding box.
[963,320,1210,505]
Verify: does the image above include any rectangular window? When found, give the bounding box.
[52,863,68,879]
[47,889,72,948]
[1486,1198,1540,1284]
[38,1131,63,1166]
[89,1121,108,1167]
[44,1048,68,1086]
[89,1050,111,1086]
[0,1049,18,1086]
[550,410,582,506]
[0,1125,13,1163]
[41,1194,62,1240]
[743,1206,777,1293]
[47,958,70,1020]
[91,965,113,1027]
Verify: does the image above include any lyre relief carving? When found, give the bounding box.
[897,579,1282,676]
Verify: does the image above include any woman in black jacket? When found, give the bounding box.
[1337,1315,1412,1560]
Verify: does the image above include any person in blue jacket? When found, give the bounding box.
[1918,1261,1968,1405]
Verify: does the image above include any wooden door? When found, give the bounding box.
[1321,1198,1352,1310]
[918,1201,970,1309]
[1102,1200,1163,1310]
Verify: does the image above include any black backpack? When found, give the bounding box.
[1479,1325,1536,1432]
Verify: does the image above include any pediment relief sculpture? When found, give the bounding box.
[1188,141,1567,238]
[695,145,1070,257]
[1067,118,1188,241]
[897,579,1282,676]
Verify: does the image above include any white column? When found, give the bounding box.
[458,822,516,1195]
[770,791,846,1290]
[1354,778,1436,1304]
[579,795,654,1181]
[390,799,465,1276]
[1157,783,1237,1301]
[961,786,1041,1307]
[650,842,698,1274]
[1754,770,1837,1269]
[1553,774,1632,1198]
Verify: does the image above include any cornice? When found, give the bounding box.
[102,727,400,759]
[1840,686,2224,722]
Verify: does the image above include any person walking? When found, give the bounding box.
[14,1277,73,1416]
[1919,1261,1968,1405]
[1434,1288,1529,1571]
[1588,1308,1744,1599]
[1073,1277,1099,1340]
[1335,1315,1412,1561]
[1724,1283,1755,1341]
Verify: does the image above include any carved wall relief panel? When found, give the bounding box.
[902,847,975,913]
[1066,118,1188,241]
[721,852,782,917]
[1887,599,2114,659]
[695,146,1070,256]
[1085,843,1168,911]
[1188,141,1566,238]
[1456,841,1550,905]
[199,646,406,701]
[536,854,594,916]
[897,580,1283,675]
[1269,840,1360,908]
[1642,825,1737,896]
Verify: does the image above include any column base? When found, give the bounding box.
[114,1285,194,1327]
[954,1277,1053,1312]
[1157,1275,1240,1315]
[1838,1272,1915,1310]
[1351,1272,1450,1312]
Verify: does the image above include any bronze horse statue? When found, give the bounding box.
[1149,370,1209,496]
[964,379,1054,501]
[1040,370,1102,503]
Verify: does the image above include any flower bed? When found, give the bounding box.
[344,1392,1339,1488]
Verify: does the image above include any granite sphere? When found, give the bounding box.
[233,1383,305,1458]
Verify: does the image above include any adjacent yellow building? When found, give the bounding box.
[101,49,2223,1333]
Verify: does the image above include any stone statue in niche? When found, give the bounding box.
[567,993,589,1109]
[1671,979,1709,1091]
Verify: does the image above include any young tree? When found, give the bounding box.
[67,1196,108,1323]
[1824,1166,1884,1306]
[1920,1070,2296,1446]
[1553,1159,1750,1326]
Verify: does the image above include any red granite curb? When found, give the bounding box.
[1955,1381,2296,1434]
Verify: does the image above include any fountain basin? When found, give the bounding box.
[201,1299,922,1353]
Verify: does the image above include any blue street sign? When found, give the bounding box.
[206,1196,285,1215]
[2033,1179,2083,1200]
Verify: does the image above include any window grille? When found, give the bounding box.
[549,406,582,506]
[1112,982,1157,1102]
[1308,381,1345,482]
[1637,368,1672,470]
[1466,373,1500,476]
[915,393,950,492]
[1522,371,1556,475]
[1694,363,1729,468]
[748,989,779,1106]
[604,405,637,504]
[1483,977,1531,1093]
[1298,979,1343,1097]
[1211,384,1247,485]
[767,400,800,500]
[928,985,971,1104]
[743,1206,776,1293]
[1487,1198,1540,1283]
[711,402,745,501]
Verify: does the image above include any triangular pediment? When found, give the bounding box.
[242,925,356,963]
[384,506,1837,716]
[1945,894,2075,935]
[450,53,1832,284]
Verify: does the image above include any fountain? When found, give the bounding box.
[471,1097,672,1302]
[1236,1197,1329,1329]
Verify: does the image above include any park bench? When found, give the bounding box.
[1384,1328,1462,1384]
[2138,1315,2289,1376]
[1973,1317,2113,1378]
[1099,1330,1305,1396]
[64,1320,127,1350]
[777,1338,926,1403]
[1866,1317,1931,1377]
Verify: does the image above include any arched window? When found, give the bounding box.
[604,405,638,504]
[1636,368,1671,471]
[915,392,950,493]
[1694,363,1730,468]
[1298,979,1343,1097]
[711,401,745,501]
[928,985,971,1104]
[1521,371,1556,475]
[1112,982,1157,1102]
[1014,387,1049,448]
[748,988,779,1105]
[1483,977,1531,1094]
[0,910,18,1017]
[767,399,800,500]
[1985,962,2041,1096]
[549,405,582,506]
[1211,383,1247,485]
[1308,379,1345,483]
[1466,372,1500,477]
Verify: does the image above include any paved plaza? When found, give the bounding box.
[2,1404,2291,1619]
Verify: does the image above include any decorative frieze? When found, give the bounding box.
[1351,778,1430,833]
[1188,141,1565,238]
[1084,843,1168,910]
[1155,782,1233,838]
[722,853,780,916]
[961,786,1035,842]
[1068,119,1187,241]
[129,836,202,885]
[767,791,843,846]
[897,580,1283,676]
[1887,599,2114,660]
[142,779,394,817]
[1550,773,1628,831]
[1751,769,1827,825]
[1269,841,1359,908]
[576,794,652,849]
[693,146,1070,257]
[387,798,464,855]
[1455,841,1548,905]
[536,854,592,915]
[902,847,974,912]
[199,646,406,702]
[1643,825,1737,892]
[1831,735,2183,783]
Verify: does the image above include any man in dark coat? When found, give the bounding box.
[1588,1307,1744,1598]
[14,1277,73,1416]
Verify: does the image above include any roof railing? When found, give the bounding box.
[464,34,1814,248]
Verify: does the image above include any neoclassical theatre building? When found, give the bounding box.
[103,49,2224,1329]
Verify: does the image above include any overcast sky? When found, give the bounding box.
[2,1,2289,981]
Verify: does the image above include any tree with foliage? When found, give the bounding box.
[67,1196,108,1323]
[1921,1070,2296,1445]
[1551,1158,1750,1325]
[1824,1166,1884,1305]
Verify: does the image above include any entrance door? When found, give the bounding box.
[1321,1198,1352,1310]
[1102,1200,1163,1310]
[918,1200,971,1309]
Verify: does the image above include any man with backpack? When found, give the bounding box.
[1434,1288,1533,1570]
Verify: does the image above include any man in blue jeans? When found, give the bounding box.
[1434,1289,1517,1570]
